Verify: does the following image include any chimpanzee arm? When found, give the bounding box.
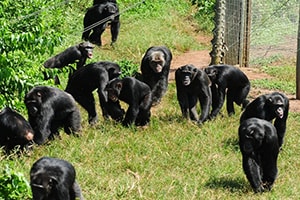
[242,157,264,193]
[122,104,139,126]
[151,76,168,104]
[188,95,199,121]
[110,19,120,45]
[176,80,189,118]
[34,108,54,144]
[198,86,211,123]
[210,86,226,118]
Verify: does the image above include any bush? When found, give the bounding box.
[0,165,31,200]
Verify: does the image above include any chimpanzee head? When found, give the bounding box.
[30,172,58,200]
[149,51,165,73]
[78,41,94,59]
[105,78,123,102]
[266,93,286,119]
[240,122,265,154]
[24,86,52,117]
[178,65,198,86]
[204,66,218,83]
[105,3,118,14]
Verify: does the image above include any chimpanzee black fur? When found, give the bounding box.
[30,157,84,200]
[82,2,120,46]
[204,64,250,118]
[239,118,279,193]
[0,107,34,153]
[24,86,81,145]
[43,42,94,70]
[175,64,212,124]
[105,77,152,126]
[140,46,172,106]
[240,92,289,148]
[65,61,124,124]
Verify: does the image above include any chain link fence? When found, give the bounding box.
[210,0,299,67]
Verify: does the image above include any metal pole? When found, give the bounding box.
[296,5,300,99]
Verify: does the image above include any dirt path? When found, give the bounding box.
[170,40,300,113]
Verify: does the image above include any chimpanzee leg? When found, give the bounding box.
[75,93,97,124]
[110,20,120,45]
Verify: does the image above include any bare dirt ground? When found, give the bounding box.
[170,35,300,113]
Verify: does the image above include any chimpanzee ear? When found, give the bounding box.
[116,82,123,90]
[48,176,58,187]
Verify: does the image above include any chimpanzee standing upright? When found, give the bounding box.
[140,46,172,106]
[82,1,120,46]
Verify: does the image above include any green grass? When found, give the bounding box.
[1,0,300,199]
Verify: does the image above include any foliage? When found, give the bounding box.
[191,0,216,32]
[0,165,31,200]
[117,59,140,78]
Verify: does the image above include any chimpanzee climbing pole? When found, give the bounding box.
[210,0,227,65]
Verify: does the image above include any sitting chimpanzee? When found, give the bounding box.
[65,61,124,124]
[204,64,250,118]
[82,1,120,46]
[175,64,212,124]
[240,92,289,148]
[105,77,152,126]
[239,118,279,193]
[0,107,34,153]
[24,86,81,145]
[140,46,172,106]
[30,157,84,200]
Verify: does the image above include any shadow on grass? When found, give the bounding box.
[205,176,250,193]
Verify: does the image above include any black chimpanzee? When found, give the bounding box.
[175,64,212,124]
[239,118,279,193]
[93,0,117,4]
[204,64,250,118]
[24,86,81,145]
[82,1,120,46]
[240,92,289,148]
[43,42,94,70]
[30,157,84,200]
[105,77,152,126]
[140,46,172,106]
[0,107,34,153]
[65,61,124,124]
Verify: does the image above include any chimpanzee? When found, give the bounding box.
[175,64,212,124]
[239,118,279,193]
[93,0,117,5]
[105,77,152,126]
[240,92,289,148]
[82,1,120,46]
[24,86,81,145]
[43,42,94,70]
[140,46,172,106]
[0,107,34,153]
[65,61,124,124]
[30,157,84,200]
[204,64,250,118]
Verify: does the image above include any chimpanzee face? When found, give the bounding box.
[79,42,94,59]
[204,67,217,82]
[30,173,57,199]
[106,4,118,14]
[105,79,123,102]
[149,51,165,73]
[267,95,285,119]
[241,125,265,154]
[178,65,198,86]
[24,90,43,117]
